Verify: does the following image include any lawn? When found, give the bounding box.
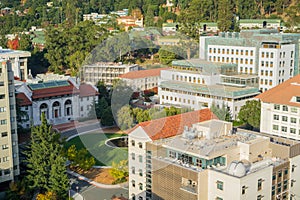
[64,133,128,166]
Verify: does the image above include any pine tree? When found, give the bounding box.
[26,113,68,198]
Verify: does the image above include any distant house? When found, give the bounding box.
[239,19,282,30]
[162,23,178,34]
[199,22,219,33]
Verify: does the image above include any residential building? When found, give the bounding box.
[83,13,109,25]
[162,23,178,34]
[156,36,180,46]
[15,78,98,128]
[256,74,300,141]
[239,19,282,30]
[0,60,20,183]
[128,108,217,200]
[199,22,219,33]
[158,59,260,119]
[81,62,140,86]
[117,16,144,31]
[199,29,300,92]
[119,68,168,91]
[143,119,300,200]
[0,47,31,81]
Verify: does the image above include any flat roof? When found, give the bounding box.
[160,80,260,98]
[0,48,31,57]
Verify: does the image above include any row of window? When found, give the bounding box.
[239,67,254,74]
[131,140,143,148]
[273,115,299,123]
[208,56,254,65]
[131,167,143,176]
[171,74,206,84]
[131,180,143,190]
[131,153,143,162]
[274,104,290,112]
[162,95,196,105]
[209,48,254,56]
[0,156,9,163]
[261,52,275,58]
[260,79,273,86]
[272,125,300,135]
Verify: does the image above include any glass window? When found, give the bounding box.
[257,179,263,191]
[273,115,279,120]
[282,106,288,111]
[282,126,287,132]
[217,181,223,190]
[291,128,296,134]
[291,117,296,123]
[273,125,279,130]
[282,116,288,122]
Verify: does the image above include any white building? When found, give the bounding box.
[0,60,20,183]
[119,68,168,91]
[15,78,98,128]
[257,74,300,140]
[158,60,260,119]
[0,47,31,81]
[239,19,282,30]
[128,109,216,200]
[199,29,300,92]
[82,62,140,86]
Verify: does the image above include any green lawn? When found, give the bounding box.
[65,133,128,166]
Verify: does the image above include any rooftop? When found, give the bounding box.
[0,48,31,57]
[16,92,32,106]
[119,68,169,79]
[239,19,281,24]
[256,74,300,107]
[160,80,260,98]
[129,108,217,140]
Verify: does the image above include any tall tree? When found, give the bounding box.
[217,0,234,32]
[26,113,68,198]
[238,100,261,129]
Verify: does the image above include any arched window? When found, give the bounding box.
[52,101,60,118]
[40,103,48,119]
[64,100,72,116]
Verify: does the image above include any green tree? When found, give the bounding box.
[18,34,32,51]
[109,160,128,184]
[117,105,134,130]
[25,113,68,197]
[74,149,95,171]
[217,0,234,32]
[238,100,261,129]
[101,107,115,126]
[210,102,232,122]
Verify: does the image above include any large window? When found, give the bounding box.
[282,105,288,111]
[257,179,263,191]
[217,181,223,190]
[273,115,279,120]
[274,105,280,110]
[282,116,288,122]
[291,117,297,123]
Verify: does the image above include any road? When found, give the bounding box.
[69,176,129,200]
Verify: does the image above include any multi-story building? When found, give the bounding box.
[158,59,260,119]
[140,119,300,200]
[0,60,20,183]
[199,29,300,92]
[128,108,217,200]
[81,62,140,86]
[0,47,31,81]
[119,68,168,91]
[257,74,300,141]
[15,78,98,128]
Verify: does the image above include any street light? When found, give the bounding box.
[76,186,79,193]
[69,180,73,200]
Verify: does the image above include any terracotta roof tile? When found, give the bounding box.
[119,68,169,79]
[16,92,32,106]
[79,84,99,97]
[256,75,300,107]
[129,108,217,140]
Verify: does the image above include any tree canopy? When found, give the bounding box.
[238,100,261,130]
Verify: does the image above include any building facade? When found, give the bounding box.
[15,78,98,128]
[81,62,140,86]
[128,109,216,200]
[144,120,300,200]
[158,60,260,119]
[199,29,300,92]
[257,74,300,140]
[0,60,19,183]
[0,47,31,81]
[119,68,168,91]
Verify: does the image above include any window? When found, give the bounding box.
[291,128,296,134]
[138,142,143,149]
[273,125,279,130]
[217,181,223,190]
[291,117,296,123]
[3,156,9,162]
[242,186,247,195]
[1,132,7,137]
[0,107,6,112]
[257,195,263,200]
[278,170,282,178]
[131,140,135,146]
[139,183,143,190]
[139,155,143,163]
[132,167,135,174]
[139,169,143,176]
[282,116,288,122]
[273,115,279,120]
[0,119,7,125]
[132,153,135,160]
[284,168,289,175]
[282,126,287,132]
[2,144,8,150]
[282,105,288,111]
[132,180,136,187]
[257,179,263,191]
[216,198,223,200]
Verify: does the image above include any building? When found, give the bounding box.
[199,29,300,92]
[81,62,140,86]
[15,78,98,128]
[119,68,168,91]
[116,16,144,31]
[83,13,109,25]
[256,74,300,140]
[199,22,219,33]
[143,119,300,200]
[239,19,282,30]
[162,23,178,34]
[0,47,31,81]
[128,108,217,200]
[158,59,260,119]
[0,60,20,183]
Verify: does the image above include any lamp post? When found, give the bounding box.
[69,180,73,200]
[76,186,79,193]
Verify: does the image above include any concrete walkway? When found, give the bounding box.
[71,189,84,200]
[67,170,128,189]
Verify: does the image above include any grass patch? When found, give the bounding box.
[65,133,128,166]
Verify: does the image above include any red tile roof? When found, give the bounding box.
[79,84,99,97]
[16,92,32,106]
[31,81,79,99]
[129,108,217,140]
[119,68,169,79]
[256,75,300,107]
